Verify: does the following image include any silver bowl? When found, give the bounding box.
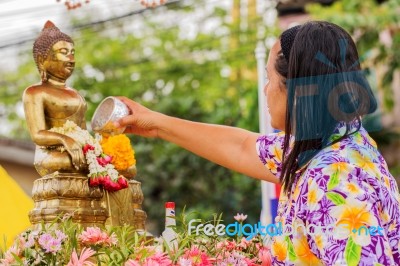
[91,96,129,136]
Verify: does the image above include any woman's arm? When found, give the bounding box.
[116,97,279,183]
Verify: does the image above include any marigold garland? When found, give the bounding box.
[101,134,136,171]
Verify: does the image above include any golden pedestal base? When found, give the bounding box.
[29,173,150,237]
[102,179,147,229]
[29,173,107,228]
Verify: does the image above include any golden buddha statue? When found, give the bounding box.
[24,21,86,176]
[23,21,148,233]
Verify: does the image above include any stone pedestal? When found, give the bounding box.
[29,172,107,228]
[29,170,152,240]
[102,179,152,238]
[130,179,147,231]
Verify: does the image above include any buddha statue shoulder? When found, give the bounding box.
[23,21,87,176]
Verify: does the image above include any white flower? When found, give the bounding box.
[234,213,248,223]
[49,121,122,185]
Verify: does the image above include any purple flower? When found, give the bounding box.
[38,233,62,254]
[55,230,67,242]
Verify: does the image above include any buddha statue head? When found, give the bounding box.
[33,21,75,82]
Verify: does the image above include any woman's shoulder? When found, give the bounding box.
[257,131,286,146]
[256,131,287,175]
[301,128,397,195]
[310,126,380,166]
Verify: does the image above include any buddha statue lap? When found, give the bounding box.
[23,21,148,232]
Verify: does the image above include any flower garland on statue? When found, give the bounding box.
[49,120,130,192]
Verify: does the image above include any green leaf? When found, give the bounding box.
[11,253,23,264]
[285,236,297,261]
[327,170,340,190]
[326,192,346,205]
[344,236,362,266]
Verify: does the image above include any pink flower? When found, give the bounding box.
[78,227,118,246]
[143,251,172,266]
[178,258,192,266]
[17,232,35,249]
[38,233,63,254]
[96,175,129,192]
[0,245,20,265]
[238,237,251,250]
[67,247,96,266]
[125,260,141,266]
[379,29,393,48]
[83,144,95,155]
[181,246,212,266]
[89,174,107,187]
[258,247,272,266]
[117,176,129,189]
[102,154,113,163]
[103,177,122,191]
[97,175,105,184]
[89,175,101,186]
[97,157,108,166]
[218,251,254,266]
[55,230,67,242]
[97,154,113,166]
[233,213,248,223]
[216,240,236,251]
[144,261,166,266]
[125,250,171,266]
[244,257,256,266]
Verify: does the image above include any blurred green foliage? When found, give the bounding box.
[307,0,400,111]
[0,1,278,233]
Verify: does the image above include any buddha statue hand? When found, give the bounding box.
[61,135,86,170]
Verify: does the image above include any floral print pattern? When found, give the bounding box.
[256,122,400,265]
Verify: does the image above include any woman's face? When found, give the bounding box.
[43,41,75,81]
[264,41,287,131]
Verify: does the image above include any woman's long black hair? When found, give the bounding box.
[275,21,377,194]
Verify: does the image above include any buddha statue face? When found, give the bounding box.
[33,21,74,82]
[41,41,75,82]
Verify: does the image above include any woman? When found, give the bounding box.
[116,21,400,265]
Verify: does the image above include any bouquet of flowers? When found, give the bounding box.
[0,213,272,266]
[49,120,135,192]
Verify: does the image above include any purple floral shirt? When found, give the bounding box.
[256,123,400,265]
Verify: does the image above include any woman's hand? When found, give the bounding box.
[112,96,278,182]
[61,136,85,170]
[114,97,161,138]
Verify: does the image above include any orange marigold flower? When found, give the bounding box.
[101,134,136,170]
